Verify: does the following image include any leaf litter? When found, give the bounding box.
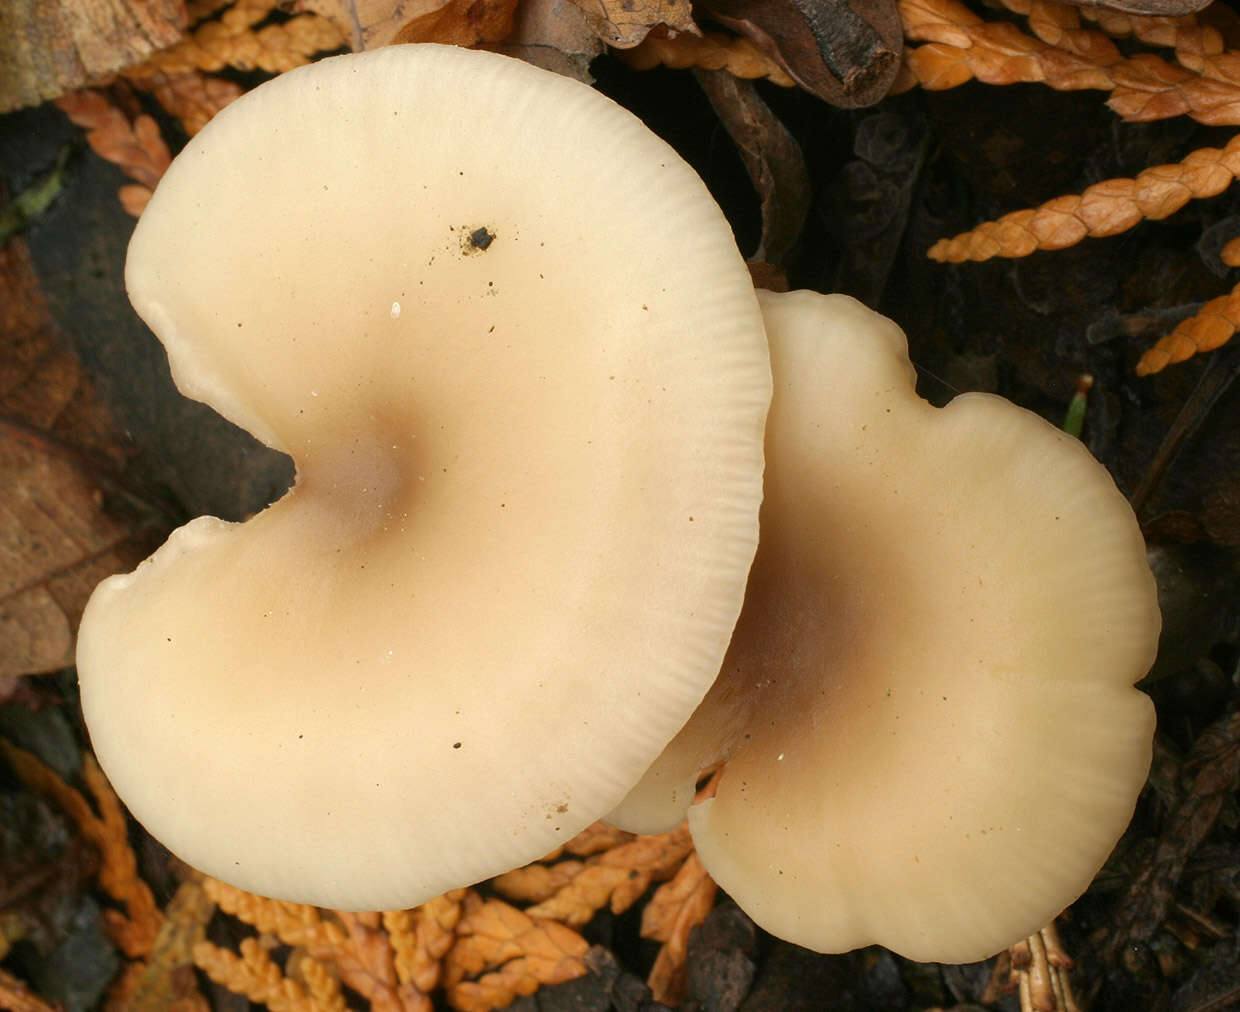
[4,0,1240,1008]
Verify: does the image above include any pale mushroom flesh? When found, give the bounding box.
[611,290,1160,963]
[76,45,771,911]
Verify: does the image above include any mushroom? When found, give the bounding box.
[75,44,771,911]
[610,290,1160,963]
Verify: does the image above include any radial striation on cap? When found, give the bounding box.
[77,44,771,911]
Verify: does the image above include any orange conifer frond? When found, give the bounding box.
[384,890,466,995]
[443,897,589,1012]
[904,0,1240,373]
[0,742,162,958]
[619,31,795,86]
[929,133,1240,262]
[107,878,214,1012]
[1077,6,1222,71]
[124,0,344,79]
[131,69,244,136]
[297,956,348,1012]
[188,0,234,21]
[898,0,1240,125]
[53,88,172,214]
[991,0,1122,64]
[202,877,346,950]
[994,0,1222,72]
[194,938,329,1012]
[523,824,695,926]
[641,851,717,1006]
[199,879,468,1011]
[1136,284,1240,374]
[491,859,586,904]
[0,967,57,1012]
[561,820,635,857]
[319,910,432,1012]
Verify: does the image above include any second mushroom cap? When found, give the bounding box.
[611,290,1160,963]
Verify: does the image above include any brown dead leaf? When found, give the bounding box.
[0,0,187,113]
[296,0,451,51]
[642,851,717,1006]
[443,896,588,1012]
[0,237,165,678]
[701,0,902,106]
[493,0,604,82]
[393,0,518,46]
[566,0,697,49]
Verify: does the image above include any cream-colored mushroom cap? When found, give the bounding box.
[611,290,1159,963]
[76,44,770,911]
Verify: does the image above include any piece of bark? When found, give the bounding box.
[694,69,810,265]
[699,0,901,107]
[0,0,187,113]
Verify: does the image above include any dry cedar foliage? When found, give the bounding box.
[196,878,466,1011]
[618,30,796,86]
[117,0,342,135]
[490,813,718,1004]
[46,0,341,214]
[69,816,711,1012]
[193,815,716,1012]
[124,0,344,77]
[498,824,694,925]
[194,876,589,1012]
[443,896,590,1011]
[0,966,58,1012]
[896,0,1240,373]
[53,88,172,215]
[0,740,208,1012]
[0,742,163,960]
[108,880,215,1012]
[129,69,244,137]
[641,851,717,1006]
